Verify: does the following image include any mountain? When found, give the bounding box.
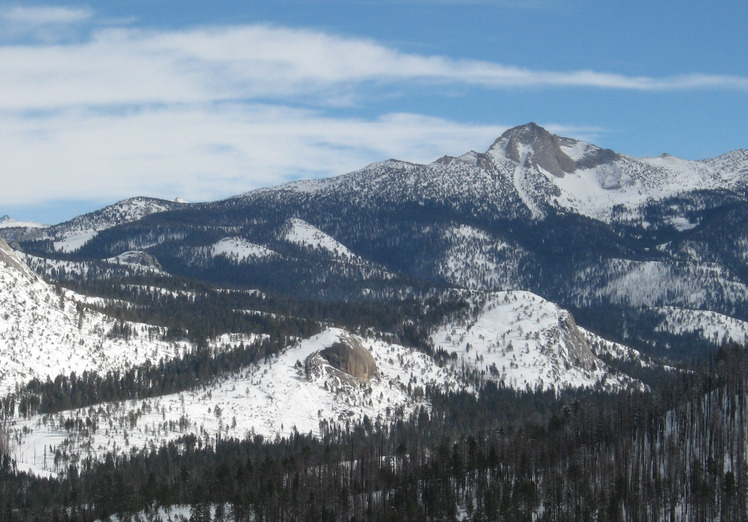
[0,238,207,394]
[0,122,744,442]
[2,228,652,478]
[8,292,646,477]
[1,124,746,519]
[0,215,46,230]
[5,123,741,357]
[5,196,186,253]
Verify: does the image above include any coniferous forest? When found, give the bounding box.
[2,122,748,521]
[0,343,746,521]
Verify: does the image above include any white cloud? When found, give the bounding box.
[1,5,92,25]
[0,5,93,42]
[0,104,504,206]
[1,23,747,112]
[1,17,746,210]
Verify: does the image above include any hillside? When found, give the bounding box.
[0,124,746,519]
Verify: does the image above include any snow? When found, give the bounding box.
[7,328,463,476]
[0,216,46,229]
[559,140,595,161]
[547,163,642,222]
[53,230,97,253]
[2,242,654,478]
[0,243,200,395]
[539,152,745,223]
[655,306,748,345]
[430,291,641,393]
[513,143,545,219]
[437,225,526,290]
[3,293,648,477]
[584,258,748,309]
[282,218,361,262]
[211,237,278,261]
[668,216,698,231]
[104,251,164,273]
[46,197,180,253]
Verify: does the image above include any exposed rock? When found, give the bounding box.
[558,311,598,371]
[0,238,36,281]
[320,340,377,380]
[490,123,620,176]
[109,250,163,270]
[304,332,378,383]
[496,122,576,177]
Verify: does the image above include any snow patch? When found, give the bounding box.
[282,218,360,262]
[211,237,277,261]
[431,291,640,393]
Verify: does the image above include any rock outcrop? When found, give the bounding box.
[304,332,378,383]
[319,339,378,380]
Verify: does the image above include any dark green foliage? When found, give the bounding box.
[2,345,747,520]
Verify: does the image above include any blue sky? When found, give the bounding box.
[1,0,746,224]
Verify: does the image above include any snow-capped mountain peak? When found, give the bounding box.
[488,122,575,177]
[43,196,186,253]
[487,123,620,177]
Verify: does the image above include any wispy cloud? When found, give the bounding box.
[0,12,745,211]
[0,105,504,206]
[1,23,747,112]
[1,5,92,25]
[0,5,93,42]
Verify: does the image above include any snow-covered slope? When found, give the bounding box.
[486,123,748,223]
[7,311,648,477]
[572,258,748,309]
[8,327,465,476]
[281,218,362,263]
[211,237,278,262]
[431,291,644,392]
[655,306,748,345]
[0,216,46,229]
[0,239,191,394]
[40,197,185,253]
[436,225,528,290]
[105,250,164,272]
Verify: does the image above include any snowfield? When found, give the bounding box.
[8,328,463,477]
[282,218,362,263]
[0,239,254,395]
[211,237,278,261]
[430,291,644,393]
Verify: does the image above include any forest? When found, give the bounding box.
[0,342,746,521]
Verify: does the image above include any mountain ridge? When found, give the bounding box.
[3,122,747,351]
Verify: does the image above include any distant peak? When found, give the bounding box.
[498,122,549,143]
[490,123,576,177]
[488,123,620,175]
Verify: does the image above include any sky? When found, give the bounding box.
[1,0,746,225]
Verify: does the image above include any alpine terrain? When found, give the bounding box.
[0,123,747,520]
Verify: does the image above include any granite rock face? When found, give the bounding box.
[491,122,620,177]
[498,122,576,177]
[304,332,378,383]
[319,336,378,380]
